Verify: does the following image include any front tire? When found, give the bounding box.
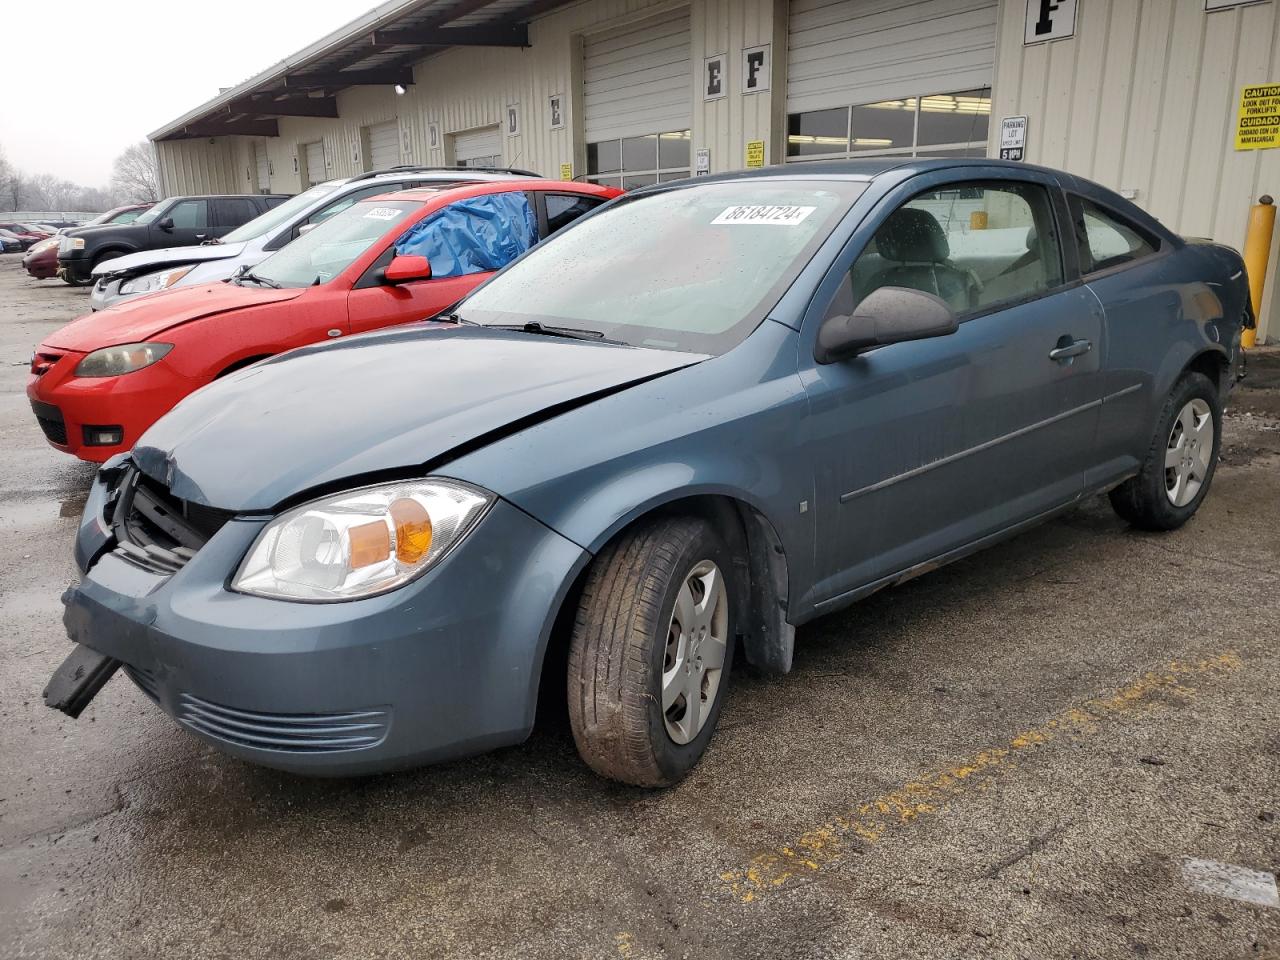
[1109,371,1222,530]
[567,515,737,787]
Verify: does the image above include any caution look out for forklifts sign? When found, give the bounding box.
[1235,83,1280,151]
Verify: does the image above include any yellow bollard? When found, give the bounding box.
[1242,195,1275,349]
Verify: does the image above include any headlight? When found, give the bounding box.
[74,342,173,377]
[232,479,493,602]
[60,237,85,252]
[119,265,193,295]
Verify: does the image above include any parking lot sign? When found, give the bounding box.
[1000,116,1028,161]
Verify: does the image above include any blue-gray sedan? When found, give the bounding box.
[46,159,1250,786]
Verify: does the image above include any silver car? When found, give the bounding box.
[88,166,539,310]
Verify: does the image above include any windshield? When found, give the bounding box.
[249,198,421,288]
[221,183,341,242]
[458,180,864,354]
[133,202,169,226]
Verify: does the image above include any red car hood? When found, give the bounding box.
[43,283,306,352]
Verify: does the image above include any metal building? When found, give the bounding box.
[150,0,1280,340]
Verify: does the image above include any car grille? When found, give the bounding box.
[177,694,391,753]
[30,399,67,445]
[110,467,236,575]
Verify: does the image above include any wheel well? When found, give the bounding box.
[533,494,793,731]
[1185,350,1229,398]
[216,354,271,378]
[90,247,131,265]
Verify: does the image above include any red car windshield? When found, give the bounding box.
[248,199,422,288]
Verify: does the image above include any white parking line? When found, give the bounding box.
[1183,859,1280,908]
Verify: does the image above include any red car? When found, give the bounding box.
[28,181,618,461]
[22,204,154,279]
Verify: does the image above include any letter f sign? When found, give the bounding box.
[1035,0,1060,36]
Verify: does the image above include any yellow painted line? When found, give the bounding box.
[720,652,1242,903]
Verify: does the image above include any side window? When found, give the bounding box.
[848,180,1063,317]
[394,194,537,279]
[167,200,208,229]
[215,198,257,227]
[1073,198,1160,274]
[544,194,606,235]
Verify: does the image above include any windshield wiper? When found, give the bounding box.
[236,269,281,289]
[492,321,610,342]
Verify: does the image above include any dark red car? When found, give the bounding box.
[21,204,154,279]
[28,181,617,461]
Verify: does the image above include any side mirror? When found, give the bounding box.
[297,222,318,236]
[381,254,432,285]
[157,217,174,231]
[815,286,958,364]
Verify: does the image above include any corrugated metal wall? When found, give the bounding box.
[990,0,1280,341]
[154,0,785,194]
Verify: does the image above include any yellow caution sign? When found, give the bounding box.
[1235,83,1280,151]
[745,140,766,168]
[559,162,573,180]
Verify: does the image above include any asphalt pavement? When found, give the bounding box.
[1,255,1278,959]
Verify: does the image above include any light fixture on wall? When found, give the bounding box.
[393,83,406,95]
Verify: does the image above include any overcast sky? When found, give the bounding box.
[1,0,374,186]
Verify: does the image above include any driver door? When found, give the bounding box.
[800,172,1102,604]
[347,246,484,334]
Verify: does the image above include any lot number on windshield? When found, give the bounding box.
[712,205,816,226]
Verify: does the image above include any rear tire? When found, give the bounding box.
[567,515,737,787]
[1109,371,1221,531]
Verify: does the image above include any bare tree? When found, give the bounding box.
[110,141,160,203]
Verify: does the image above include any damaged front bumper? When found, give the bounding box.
[49,461,588,775]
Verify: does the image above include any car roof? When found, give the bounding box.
[362,180,610,205]
[674,156,1070,186]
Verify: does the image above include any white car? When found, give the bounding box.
[88,166,539,311]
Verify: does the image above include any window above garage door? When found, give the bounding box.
[787,88,991,161]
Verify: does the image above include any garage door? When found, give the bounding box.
[583,12,691,142]
[303,141,326,186]
[453,126,502,168]
[254,144,270,192]
[786,0,997,161]
[366,120,400,171]
[582,12,692,189]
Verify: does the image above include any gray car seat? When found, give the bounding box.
[853,207,979,313]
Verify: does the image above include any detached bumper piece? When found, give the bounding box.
[43,643,121,718]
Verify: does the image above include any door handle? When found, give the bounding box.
[1049,338,1092,362]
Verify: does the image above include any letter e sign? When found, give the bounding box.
[742,45,770,95]
[1024,0,1077,44]
[704,54,726,101]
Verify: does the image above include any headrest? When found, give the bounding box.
[876,207,949,263]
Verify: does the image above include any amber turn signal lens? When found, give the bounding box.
[390,498,433,563]
[349,520,391,569]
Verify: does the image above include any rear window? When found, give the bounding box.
[1072,197,1161,274]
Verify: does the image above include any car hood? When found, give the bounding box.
[93,241,248,279]
[42,282,304,351]
[132,323,706,511]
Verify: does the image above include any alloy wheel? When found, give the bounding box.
[661,559,729,745]
[1165,397,1213,507]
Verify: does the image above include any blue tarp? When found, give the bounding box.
[395,192,538,279]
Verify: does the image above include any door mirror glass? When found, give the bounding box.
[381,254,431,285]
[157,217,174,231]
[815,286,957,364]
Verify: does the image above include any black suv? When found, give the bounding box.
[57,194,289,285]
